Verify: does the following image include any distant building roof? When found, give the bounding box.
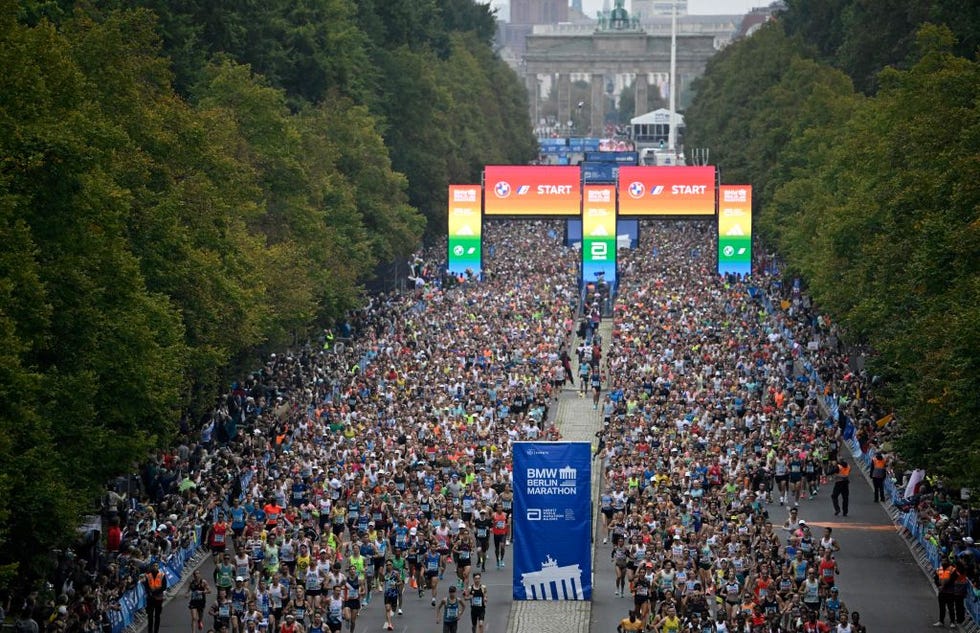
[631,108,685,126]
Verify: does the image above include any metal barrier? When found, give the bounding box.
[844,437,980,624]
[109,469,256,633]
[769,287,980,628]
[108,526,203,633]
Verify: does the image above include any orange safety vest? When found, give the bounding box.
[872,457,886,470]
[146,573,163,590]
[146,572,164,597]
[838,464,851,478]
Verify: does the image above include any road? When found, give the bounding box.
[152,545,513,633]
[588,468,939,632]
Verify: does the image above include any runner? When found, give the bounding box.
[187,569,211,633]
[381,560,402,632]
[491,505,508,570]
[341,564,363,633]
[435,586,465,633]
[463,573,487,633]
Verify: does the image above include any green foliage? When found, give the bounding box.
[0,0,534,591]
[781,0,980,94]
[688,20,979,489]
[0,7,185,587]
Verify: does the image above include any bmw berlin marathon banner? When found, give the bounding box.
[512,442,592,601]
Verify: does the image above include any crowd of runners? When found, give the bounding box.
[167,220,586,633]
[12,218,977,633]
[599,223,872,633]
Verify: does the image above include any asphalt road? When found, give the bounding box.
[153,546,513,633]
[588,469,939,632]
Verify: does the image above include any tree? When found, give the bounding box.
[0,6,188,586]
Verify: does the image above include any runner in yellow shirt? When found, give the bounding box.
[617,610,644,633]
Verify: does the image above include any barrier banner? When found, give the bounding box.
[582,185,617,286]
[512,442,591,601]
[717,185,752,276]
[617,165,716,216]
[484,166,581,216]
[447,185,482,278]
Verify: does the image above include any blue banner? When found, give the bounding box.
[538,138,568,147]
[583,150,639,165]
[581,162,618,183]
[617,219,639,248]
[565,218,582,246]
[513,442,592,601]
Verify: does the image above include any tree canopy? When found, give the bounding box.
[685,13,980,490]
[0,0,534,590]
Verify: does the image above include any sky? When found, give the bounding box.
[610,0,764,15]
[485,1,767,17]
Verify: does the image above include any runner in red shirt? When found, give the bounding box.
[491,506,508,569]
[817,551,839,588]
[210,516,229,556]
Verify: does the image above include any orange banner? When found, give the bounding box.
[484,165,582,216]
[617,166,716,216]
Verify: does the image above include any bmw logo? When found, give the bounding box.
[628,181,645,199]
[453,245,464,256]
[494,181,512,198]
[722,245,735,257]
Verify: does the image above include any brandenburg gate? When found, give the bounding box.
[523,2,716,135]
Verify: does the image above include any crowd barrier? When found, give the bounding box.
[107,525,203,633]
[108,468,256,633]
[767,286,980,627]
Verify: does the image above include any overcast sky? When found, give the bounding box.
[485,1,767,17]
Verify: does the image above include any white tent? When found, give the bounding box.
[630,108,684,126]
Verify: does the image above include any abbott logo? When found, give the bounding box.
[589,242,608,261]
[494,181,511,198]
[526,509,542,521]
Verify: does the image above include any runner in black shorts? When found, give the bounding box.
[343,566,362,633]
[491,507,508,569]
[382,561,401,631]
[187,570,210,633]
[464,573,487,633]
[473,510,492,573]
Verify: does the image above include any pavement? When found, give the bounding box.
[589,425,944,630]
[502,320,611,633]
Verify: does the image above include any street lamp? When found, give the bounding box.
[667,0,678,154]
